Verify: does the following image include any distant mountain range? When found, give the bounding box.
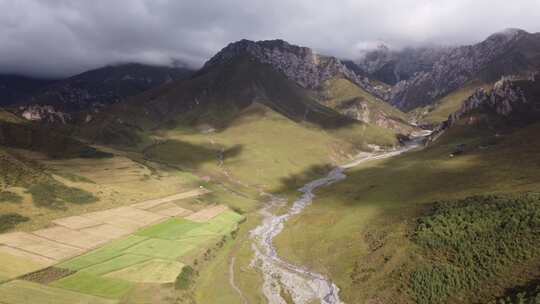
[1,63,193,121]
[0,74,57,107]
[0,28,538,146]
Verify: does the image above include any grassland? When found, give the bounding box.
[273,121,540,303]
[0,147,205,231]
[321,78,412,131]
[412,81,492,125]
[148,103,398,195]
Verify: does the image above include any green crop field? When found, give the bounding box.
[123,238,197,260]
[49,209,244,301]
[59,236,149,271]
[52,272,133,300]
[76,254,151,276]
[136,218,204,240]
[0,280,116,304]
[105,259,185,283]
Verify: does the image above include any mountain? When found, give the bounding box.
[202,39,391,100]
[345,44,449,85]
[0,74,57,107]
[429,72,540,142]
[82,39,413,147]
[14,63,194,122]
[0,108,110,158]
[390,29,540,111]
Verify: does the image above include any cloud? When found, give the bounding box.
[0,0,539,77]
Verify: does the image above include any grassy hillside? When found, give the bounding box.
[273,121,540,303]
[80,57,363,148]
[320,78,414,133]
[145,103,398,192]
[410,80,492,125]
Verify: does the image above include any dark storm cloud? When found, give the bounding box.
[1,0,539,78]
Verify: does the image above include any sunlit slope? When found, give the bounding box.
[145,103,398,192]
[80,57,366,147]
[274,121,540,303]
[320,78,414,133]
[410,80,492,125]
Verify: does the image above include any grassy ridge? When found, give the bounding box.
[411,80,492,125]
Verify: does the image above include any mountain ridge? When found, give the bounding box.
[389,29,540,110]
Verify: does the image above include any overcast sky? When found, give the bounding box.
[1,0,539,78]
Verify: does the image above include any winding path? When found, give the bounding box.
[249,131,430,304]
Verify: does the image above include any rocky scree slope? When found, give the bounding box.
[390,29,540,111]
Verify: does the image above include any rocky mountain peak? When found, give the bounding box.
[202,39,390,98]
[485,28,528,43]
[390,29,539,110]
[430,71,540,139]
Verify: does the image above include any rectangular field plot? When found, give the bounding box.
[131,189,210,210]
[136,218,203,240]
[0,280,116,304]
[0,245,56,265]
[179,211,244,238]
[83,211,144,231]
[105,259,184,283]
[59,236,148,271]
[79,224,133,241]
[152,204,192,217]
[52,272,133,300]
[0,232,83,261]
[78,254,150,276]
[184,204,228,222]
[52,216,102,230]
[123,238,197,260]
[110,207,168,226]
[33,226,109,250]
[0,249,53,282]
[203,211,245,234]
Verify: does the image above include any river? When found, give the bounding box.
[248,131,431,304]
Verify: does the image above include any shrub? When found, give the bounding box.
[175,265,195,290]
[0,213,29,232]
[411,193,540,303]
[27,182,98,209]
[0,190,22,203]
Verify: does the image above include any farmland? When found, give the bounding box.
[0,185,245,303]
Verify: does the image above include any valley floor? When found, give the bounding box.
[2,107,540,304]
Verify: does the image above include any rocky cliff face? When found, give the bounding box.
[349,44,449,85]
[18,105,71,124]
[430,72,540,140]
[334,97,412,133]
[202,39,390,99]
[390,29,540,111]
